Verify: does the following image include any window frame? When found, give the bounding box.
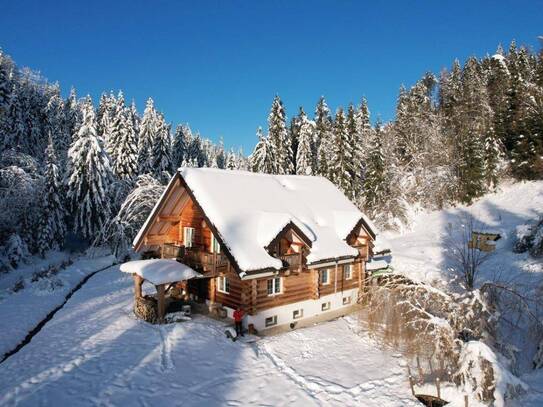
[267,276,282,296]
[217,275,230,294]
[211,234,221,254]
[343,296,352,305]
[321,301,331,311]
[292,309,303,320]
[343,264,353,280]
[265,315,277,327]
[320,269,330,285]
[183,226,195,248]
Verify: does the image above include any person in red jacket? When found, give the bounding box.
[233,306,244,337]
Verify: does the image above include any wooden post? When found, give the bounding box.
[435,377,441,399]
[251,279,257,315]
[464,395,468,407]
[416,356,423,383]
[133,274,143,298]
[334,262,338,293]
[408,375,415,396]
[156,284,165,323]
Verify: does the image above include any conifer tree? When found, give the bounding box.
[295,109,315,175]
[362,121,388,215]
[37,135,66,256]
[150,113,172,176]
[251,127,275,174]
[137,98,157,174]
[314,96,333,177]
[64,87,81,142]
[45,90,69,167]
[267,95,293,174]
[330,107,354,196]
[67,97,113,239]
[112,107,138,180]
[171,124,188,169]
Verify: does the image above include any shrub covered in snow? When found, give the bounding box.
[4,234,29,268]
[454,341,527,406]
[513,218,543,257]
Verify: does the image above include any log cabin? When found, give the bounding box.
[132,167,380,332]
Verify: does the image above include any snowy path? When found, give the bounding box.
[0,255,116,359]
[0,268,418,406]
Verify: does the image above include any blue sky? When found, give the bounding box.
[1,1,541,152]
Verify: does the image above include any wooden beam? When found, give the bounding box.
[156,284,165,323]
[250,279,257,315]
[157,215,180,223]
[133,274,143,298]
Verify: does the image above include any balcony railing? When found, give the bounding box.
[162,243,228,274]
[279,252,303,270]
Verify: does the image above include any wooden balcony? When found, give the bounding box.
[162,243,228,275]
[279,252,303,271]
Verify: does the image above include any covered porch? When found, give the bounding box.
[120,259,205,323]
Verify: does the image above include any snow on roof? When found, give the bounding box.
[179,168,371,273]
[120,259,202,285]
[366,259,390,272]
[373,236,391,254]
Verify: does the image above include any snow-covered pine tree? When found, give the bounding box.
[64,87,81,143]
[314,96,333,178]
[37,135,66,256]
[487,46,511,147]
[0,51,14,142]
[106,91,126,161]
[171,124,188,170]
[111,107,138,180]
[295,109,315,175]
[137,98,157,174]
[67,97,113,239]
[267,95,293,174]
[456,57,490,202]
[45,89,69,168]
[251,127,275,174]
[150,113,172,177]
[216,138,226,169]
[362,120,388,217]
[289,107,304,174]
[226,149,236,170]
[346,104,361,197]
[330,107,354,196]
[353,97,372,194]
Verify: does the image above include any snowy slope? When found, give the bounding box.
[384,181,543,286]
[0,268,420,406]
[0,254,116,357]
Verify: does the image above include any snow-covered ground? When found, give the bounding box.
[0,253,116,358]
[0,268,420,406]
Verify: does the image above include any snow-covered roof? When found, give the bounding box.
[366,259,390,272]
[179,168,374,273]
[132,168,377,275]
[373,236,391,254]
[120,259,202,285]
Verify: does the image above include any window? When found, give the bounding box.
[267,277,282,296]
[343,264,353,280]
[321,302,331,311]
[211,234,221,253]
[320,269,330,285]
[343,296,352,305]
[217,276,230,294]
[265,315,277,327]
[293,309,303,320]
[183,227,195,248]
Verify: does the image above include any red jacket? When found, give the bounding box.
[233,309,244,322]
